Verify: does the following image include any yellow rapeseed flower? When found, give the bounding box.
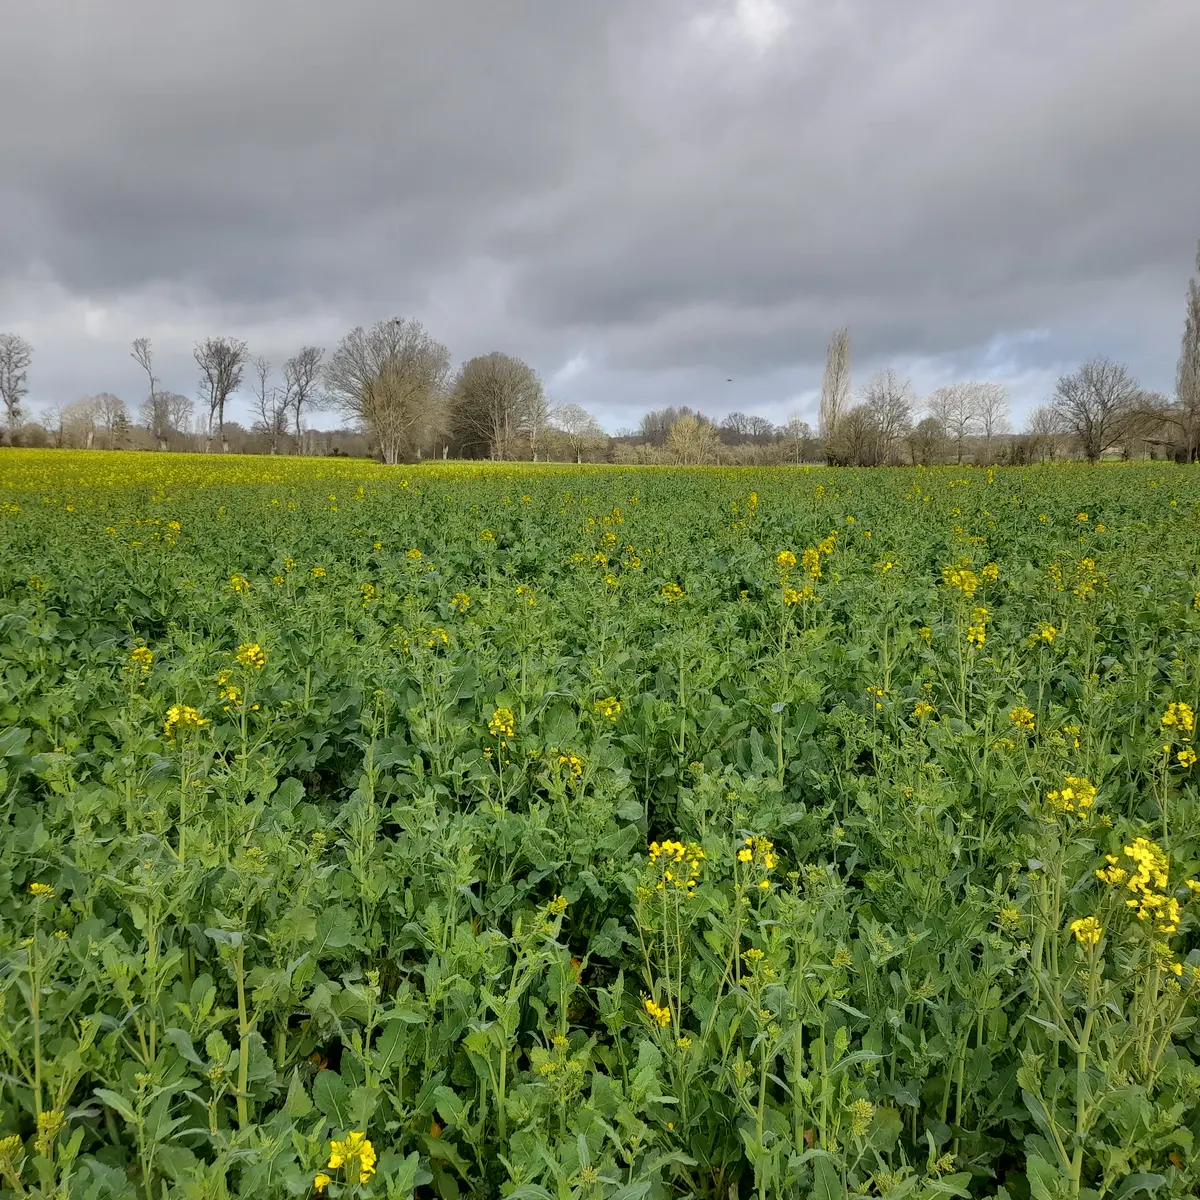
[1162,702,1196,735]
[642,995,672,1027]
[488,707,516,738]
[324,1131,376,1185]
[942,563,980,598]
[235,642,266,671]
[1070,916,1102,947]
[1046,774,1096,817]
[164,704,208,738]
[28,882,55,900]
[1009,705,1035,732]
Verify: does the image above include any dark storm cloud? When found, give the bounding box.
[0,0,1197,424]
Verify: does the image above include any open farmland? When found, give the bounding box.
[3,449,1200,1200]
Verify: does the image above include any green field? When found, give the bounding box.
[2,449,1200,1200]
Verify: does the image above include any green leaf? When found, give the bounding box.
[283,1070,313,1119]
[312,1070,350,1128]
[812,1155,844,1200]
[95,1088,138,1126]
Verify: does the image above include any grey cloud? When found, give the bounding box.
[0,0,1197,424]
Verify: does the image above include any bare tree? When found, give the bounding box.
[140,391,194,447]
[927,383,978,464]
[1051,357,1141,463]
[906,415,947,466]
[61,396,99,448]
[552,402,606,463]
[825,404,878,466]
[638,406,708,447]
[42,400,66,448]
[971,382,1010,463]
[131,338,169,450]
[745,415,775,442]
[818,327,851,454]
[194,337,247,452]
[250,356,287,454]
[93,393,129,449]
[1024,405,1063,462]
[720,412,752,440]
[780,415,814,464]
[0,333,33,445]
[1172,239,1200,462]
[283,345,324,453]
[324,318,450,464]
[638,408,676,446]
[451,352,546,460]
[667,413,720,465]
[164,392,194,439]
[526,386,551,462]
[862,369,914,464]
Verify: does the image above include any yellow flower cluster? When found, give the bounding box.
[451,591,470,612]
[660,582,684,602]
[593,696,621,721]
[128,646,153,674]
[488,707,516,738]
[1033,622,1058,645]
[648,840,704,892]
[642,995,672,1026]
[1096,838,1183,934]
[1180,748,1198,768]
[801,546,822,581]
[737,835,777,890]
[1009,705,1035,732]
[782,585,817,606]
[966,606,989,647]
[942,562,980,598]
[913,700,935,719]
[164,704,209,738]
[28,882,55,899]
[217,670,242,711]
[737,835,777,869]
[1070,916,1102,947]
[1046,774,1096,817]
[235,642,266,671]
[315,1131,376,1190]
[981,562,999,583]
[406,547,422,560]
[1162,701,1196,735]
[776,550,796,572]
[34,1110,66,1158]
[556,751,584,778]
[229,574,250,594]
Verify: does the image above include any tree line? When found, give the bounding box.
[2,238,1198,464]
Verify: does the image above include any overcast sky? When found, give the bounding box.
[2,0,1198,433]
